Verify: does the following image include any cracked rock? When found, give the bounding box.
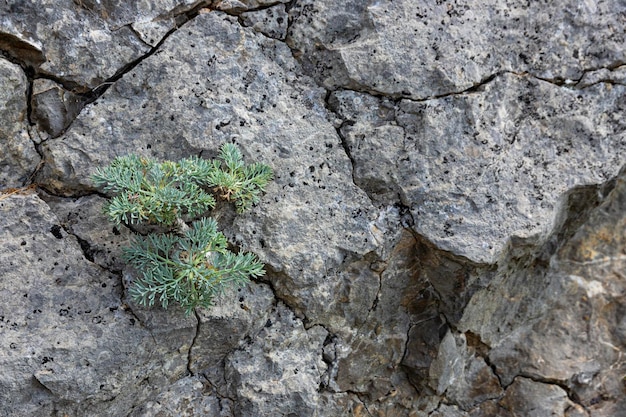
[129,375,233,417]
[240,4,288,40]
[0,0,150,89]
[0,58,39,187]
[499,377,584,416]
[427,331,502,410]
[224,304,328,416]
[331,73,626,263]
[38,11,380,346]
[31,79,88,138]
[41,194,132,272]
[188,282,275,374]
[460,168,626,416]
[0,193,194,416]
[288,0,626,98]
[1,1,625,415]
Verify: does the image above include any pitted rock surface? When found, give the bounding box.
[0,1,625,416]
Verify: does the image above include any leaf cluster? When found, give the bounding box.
[125,218,265,316]
[207,144,274,213]
[92,155,216,226]
[92,143,273,225]
[92,143,272,315]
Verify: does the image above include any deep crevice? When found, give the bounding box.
[64,1,216,106]
[187,310,202,376]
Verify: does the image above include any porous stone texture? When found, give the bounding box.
[189,281,275,373]
[0,193,195,416]
[0,0,146,89]
[128,376,232,417]
[225,304,328,416]
[287,0,626,97]
[240,4,289,40]
[330,74,626,263]
[1,1,625,416]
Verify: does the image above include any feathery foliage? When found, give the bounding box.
[124,218,265,316]
[92,154,216,225]
[202,143,275,213]
[92,143,272,315]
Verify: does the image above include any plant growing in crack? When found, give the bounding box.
[92,143,273,316]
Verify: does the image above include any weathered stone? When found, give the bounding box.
[498,377,578,416]
[216,0,290,13]
[0,0,150,89]
[129,376,233,417]
[0,58,39,187]
[332,232,416,393]
[460,169,626,415]
[0,193,195,416]
[40,193,131,272]
[288,0,626,98]
[1,1,626,415]
[240,4,288,40]
[331,74,626,263]
[576,65,626,89]
[428,332,502,409]
[224,304,328,416]
[74,0,198,32]
[31,79,88,138]
[38,11,379,342]
[430,404,469,417]
[189,282,274,373]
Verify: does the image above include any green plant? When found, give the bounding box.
[92,143,273,315]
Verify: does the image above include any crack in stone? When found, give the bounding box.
[125,24,154,49]
[200,372,237,405]
[225,1,287,15]
[354,392,375,416]
[187,310,202,375]
[322,89,383,211]
[58,2,216,106]
[515,373,590,413]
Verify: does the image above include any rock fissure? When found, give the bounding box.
[516,373,590,412]
[187,311,202,376]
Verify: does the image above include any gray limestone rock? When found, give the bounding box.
[0,58,39,187]
[331,74,626,263]
[31,79,87,138]
[40,194,132,272]
[38,11,379,345]
[498,377,580,416]
[0,193,195,416]
[216,0,290,13]
[129,376,233,417]
[240,4,288,40]
[577,65,626,89]
[0,0,150,89]
[428,332,502,409]
[1,1,625,415]
[460,168,626,416]
[288,0,626,98]
[224,304,328,417]
[189,282,275,373]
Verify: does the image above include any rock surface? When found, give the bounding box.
[0,1,625,416]
[287,0,626,97]
[0,58,39,187]
[330,74,626,263]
